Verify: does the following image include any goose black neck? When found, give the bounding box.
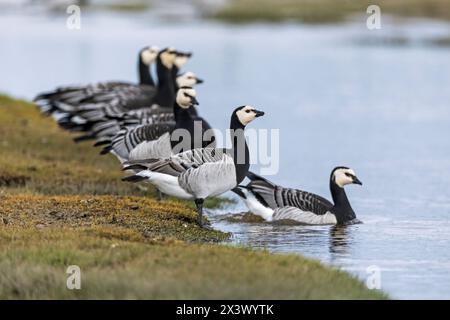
[330,181,356,224]
[154,59,175,107]
[171,103,194,150]
[230,116,249,185]
[172,66,179,90]
[138,57,153,86]
[173,103,192,126]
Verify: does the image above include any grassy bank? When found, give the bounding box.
[0,95,386,299]
[213,0,450,23]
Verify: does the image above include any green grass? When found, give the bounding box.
[79,0,152,12]
[0,95,387,299]
[0,225,386,299]
[213,0,450,23]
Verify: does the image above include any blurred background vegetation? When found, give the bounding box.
[2,0,450,23]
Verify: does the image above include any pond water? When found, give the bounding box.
[1,10,450,299]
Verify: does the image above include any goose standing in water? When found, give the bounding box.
[34,46,160,114]
[233,167,363,225]
[122,106,265,227]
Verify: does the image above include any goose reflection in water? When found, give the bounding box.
[329,225,352,255]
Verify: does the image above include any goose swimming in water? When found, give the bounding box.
[233,167,363,226]
[122,105,265,227]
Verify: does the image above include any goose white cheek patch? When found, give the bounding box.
[176,88,196,108]
[141,50,156,65]
[176,74,196,87]
[334,169,355,187]
[160,51,176,68]
[236,107,257,125]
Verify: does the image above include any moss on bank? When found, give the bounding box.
[0,95,386,299]
[213,0,450,24]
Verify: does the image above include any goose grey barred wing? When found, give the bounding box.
[74,105,123,123]
[89,110,175,140]
[57,82,134,105]
[272,206,337,225]
[72,94,174,122]
[128,133,173,161]
[172,147,229,166]
[51,86,159,122]
[123,147,229,177]
[34,82,135,114]
[72,100,139,122]
[246,171,333,214]
[90,120,124,139]
[50,100,122,121]
[34,81,131,104]
[81,84,156,105]
[106,122,175,159]
[178,155,237,199]
[110,109,175,127]
[274,187,333,215]
[245,171,279,209]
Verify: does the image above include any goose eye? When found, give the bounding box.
[183,93,189,97]
[245,110,251,113]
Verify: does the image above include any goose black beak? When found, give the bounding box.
[191,97,199,106]
[176,51,192,58]
[254,110,265,117]
[353,176,363,185]
[196,78,204,84]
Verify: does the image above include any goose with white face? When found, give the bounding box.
[140,46,159,65]
[159,47,177,69]
[176,72,204,87]
[176,86,198,109]
[332,167,362,188]
[236,105,265,126]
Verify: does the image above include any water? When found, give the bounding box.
[1,10,450,299]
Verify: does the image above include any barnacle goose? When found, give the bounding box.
[34,46,160,114]
[121,105,264,227]
[60,72,204,142]
[233,168,363,225]
[101,86,215,163]
[54,48,178,121]
[52,48,181,143]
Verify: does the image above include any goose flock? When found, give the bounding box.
[35,46,363,228]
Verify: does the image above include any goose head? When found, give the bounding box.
[174,51,192,69]
[176,86,198,109]
[233,105,265,126]
[158,47,177,69]
[140,46,159,65]
[176,72,204,87]
[331,167,362,188]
